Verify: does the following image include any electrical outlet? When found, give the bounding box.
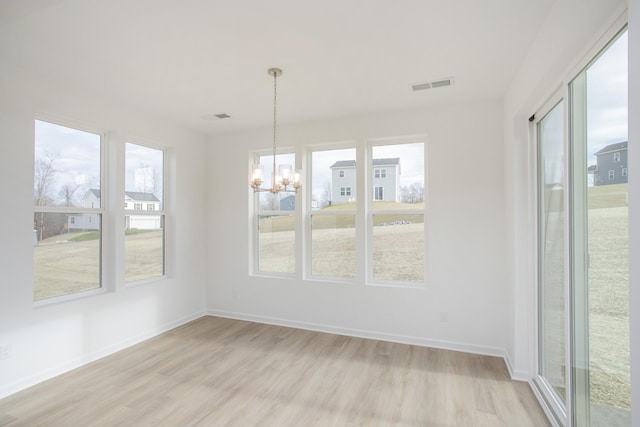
[0,345,11,360]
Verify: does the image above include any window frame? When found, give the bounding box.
[33,117,107,305]
[250,148,299,277]
[305,143,358,282]
[367,137,427,287]
[123,141,167,284]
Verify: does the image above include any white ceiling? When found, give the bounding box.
[0,0,555,136]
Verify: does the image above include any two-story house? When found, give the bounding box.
[593,141,628,186]
[68,189,161,231]
[329,158,400,204]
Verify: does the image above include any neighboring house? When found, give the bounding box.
[68,189,161,231]
[593,141,628,186]
[279,195,296,211]
[329,158,401,204]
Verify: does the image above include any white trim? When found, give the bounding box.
[207,309,506,359]
[0,311,206,400]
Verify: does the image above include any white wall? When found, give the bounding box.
[628,0,639,423]
[0,63,209,398]
[207,100,509,358]
[503,0,628,379]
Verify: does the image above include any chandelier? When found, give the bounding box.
[250,68,301,194]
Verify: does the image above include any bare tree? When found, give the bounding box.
[34,151,59,207]
[34,152,59,241]
[59,183,80,207]
[400,182,425,204]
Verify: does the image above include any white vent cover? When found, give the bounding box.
[201,113,231,121]
[411,77,454,92]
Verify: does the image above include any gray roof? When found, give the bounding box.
[595,141,627,156]
[87,189,159,202]
[125,191,160,202]
[329,158,400,168]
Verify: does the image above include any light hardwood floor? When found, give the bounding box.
[0,316,549,426]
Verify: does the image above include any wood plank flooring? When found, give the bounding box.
[0,316,550,426]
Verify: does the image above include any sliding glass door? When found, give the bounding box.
[536,27,629,426]
[570,28,629,427]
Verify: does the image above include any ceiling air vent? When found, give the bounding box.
[201,113,231,121]
[411,77,454,92]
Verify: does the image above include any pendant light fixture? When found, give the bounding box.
[250,68,301,194]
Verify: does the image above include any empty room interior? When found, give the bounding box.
[0,0,638,425]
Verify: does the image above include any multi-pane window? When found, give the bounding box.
[254,152,296,275]
[609,170,615,179]
[371,142,425,283]
[251,141,426,285]
[614,151,621,162]
[124,143,165,282]
[622,168,628,176]
[33,119,102,301]
[309,147,356,278]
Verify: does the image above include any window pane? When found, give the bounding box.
[125,218,164,281]
[312,148,356,207]
[34,120,100,208]
[258,215,295,274]
[33,212,101,300]
[125,143,163,209]
[257,153,296,212]
[311,214,355,278]
[372,214,424,282]
[537,101,566,403]
[125,143,164,281]
[371,142,424,210]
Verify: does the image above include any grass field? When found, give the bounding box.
[34,229,163,300]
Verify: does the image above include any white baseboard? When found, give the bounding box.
[0,310,206,400]
[207,308,509,361]
[503,354,529,381]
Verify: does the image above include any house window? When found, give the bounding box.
[609,170,615,180]
[310,147,356,278]
[33,119,102,301]
[253,152,296,275]
[340,187,352,196]
[374,186,384,201]
[125,143,165,282]
[375,168,387,178]
[622,168,628,177]
[371,141,425,283]
[614,152,621,162]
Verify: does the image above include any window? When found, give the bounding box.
[309,147,356,278]
[371,142,425,283]
[622,168,628,177]
[253,152,296,275]
[374,186,384,201]
[375,168,387,178]
[608,170,615,179]
[33,119,102,301]
[124,143,165,282]
[614,151,621,162]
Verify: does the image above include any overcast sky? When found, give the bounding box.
[34,120,164,205]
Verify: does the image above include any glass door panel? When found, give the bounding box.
[570,28,629,426]
[537,100,568,414]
